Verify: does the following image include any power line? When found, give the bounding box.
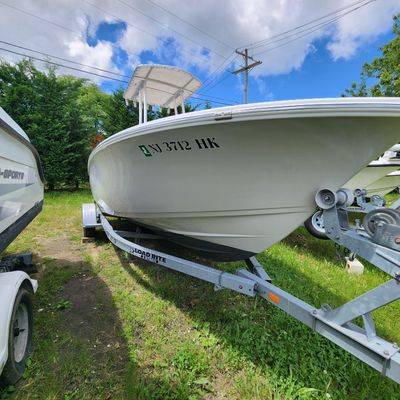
[143,0,233,50]
[0,0,77,34]
[85,0,231,63]
[0,40,239,105]
[84,0,172,44]
[0,0,238,101]
[0,1,139,64]
[0,2,239,105]
[254,1,375,55]
[121,81,236,106]
[0,0,212,71]
[0,40,130,78]
[245,0,368,49]
[203,0,374,93]
[0,47,129,83]
[239,0,372,51]
[201,53,238,90]
[196,91,239,104]
[202,69,234,93]
[0,52,120,90]
[0,47,236,106]
[115,0,229,60]
[254,0,375,56]
[189,96,233,106]
[232,49,262,103]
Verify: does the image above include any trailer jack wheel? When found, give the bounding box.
[304,210,329,240]
[0,287,33,386]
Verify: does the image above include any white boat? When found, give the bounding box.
[344,148,400,194]
[364,170,400,198]
[88,64,400,260]
[0,107,44,254]
[385,143,400,159]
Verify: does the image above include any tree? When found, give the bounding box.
[102,88,140,136]
[0,59,39,131]
[77,83,109,136]
[155,102,199,119]
[344,14,400,97]
[0,60,92,189]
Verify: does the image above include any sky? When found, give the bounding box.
[0,0,399,108]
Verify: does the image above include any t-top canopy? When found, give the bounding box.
[124,64,202,108]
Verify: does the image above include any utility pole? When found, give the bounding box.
[232,49,262,104]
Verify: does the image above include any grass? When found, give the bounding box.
[1,190,400,399]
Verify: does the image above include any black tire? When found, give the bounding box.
[0,287,33,386]
[304,210,329,240]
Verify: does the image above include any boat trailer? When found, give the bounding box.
[0,253,37,385]
[82,188,400,384]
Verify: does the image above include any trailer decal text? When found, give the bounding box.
[130,247,166,263]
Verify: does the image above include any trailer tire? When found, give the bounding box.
[0,287,33,386]
[304,210,329,240]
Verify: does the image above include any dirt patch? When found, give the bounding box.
[38,235,128,370]
[204,370,233,400]
[59,271,128,368]
[38,235,82,263]
[283,232,309,248]
[85,242,103,264]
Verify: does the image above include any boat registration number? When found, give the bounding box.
[138,137,220,157]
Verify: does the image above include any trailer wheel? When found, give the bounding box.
[0,287,33,386]
[304,210,329,240]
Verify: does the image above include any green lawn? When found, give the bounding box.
[1,190,399,399]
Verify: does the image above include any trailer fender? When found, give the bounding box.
[0,271,37,375]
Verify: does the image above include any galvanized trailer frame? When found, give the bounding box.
[82,190,400,384]
[351,189,400,213]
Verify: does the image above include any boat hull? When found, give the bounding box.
[0,111,44,254]
[89,99,400,260]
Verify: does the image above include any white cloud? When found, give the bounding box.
[253,76,274,101]
[67,39,114,72]
[0,0,122,83]
[0,0,399,87]
[327,0,400,60]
